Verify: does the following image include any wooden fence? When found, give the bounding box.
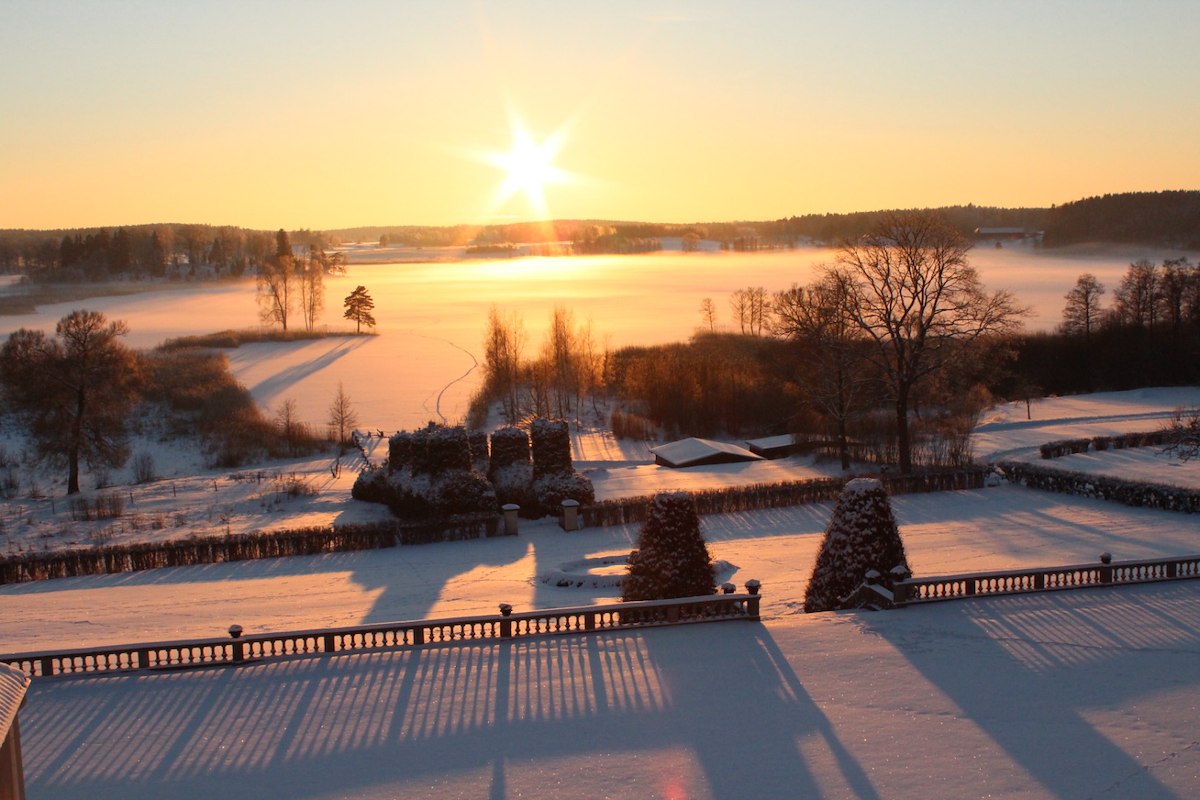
[1,583,762,680]
[893,553,1200,606]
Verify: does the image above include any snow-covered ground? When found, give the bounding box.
[4,387,1200,798]
[18,582,1200,799]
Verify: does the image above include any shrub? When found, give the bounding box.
[623,492,716,601]
[804,478,910,613]
[388,431,415,473]
[132,451,156,484]
[531,418,572,478]
[433,470,497,514]
[533,471,595,512]
[489,426,530,472]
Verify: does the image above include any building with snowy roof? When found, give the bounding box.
[650,438,764,468]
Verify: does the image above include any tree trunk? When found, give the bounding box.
[837,416,850,470]
[68,386,85,494]
[896,392,913,475]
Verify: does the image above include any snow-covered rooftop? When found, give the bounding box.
[651,437,764,468]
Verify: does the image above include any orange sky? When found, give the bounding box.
[2,1,1199,230]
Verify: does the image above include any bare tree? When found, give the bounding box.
[699,297,717,332]
[298,252,325,332]
[833,211,1024,473]
[1061,273,1105,339]
[730,289,751,334]
[772,276,870,469]
[0,310,139,494]
[483,306,526,422]
[1112,259,1161,329]
[327,382,359,452]
[1162,407,1200,462]
[544,306,578,418]
[257,255,295,331]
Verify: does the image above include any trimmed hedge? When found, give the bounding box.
[1039,430,1172,459]
[0,514,499,586]
[580,468,989,528]
[998,461,1200,513]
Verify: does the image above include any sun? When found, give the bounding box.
[483,116,571,219]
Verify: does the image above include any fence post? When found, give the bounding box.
[1099,552,1113,584]
[745,579,761,621]
[502,504,520,535]
[499,604,513,638]
[229,624,244,664]
[560,499,580,531]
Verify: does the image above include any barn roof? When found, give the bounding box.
[651,438,764,468]
[0,663,28,741]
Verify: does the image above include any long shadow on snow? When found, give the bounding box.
[21,624,874,800]
[859,582,1200,799]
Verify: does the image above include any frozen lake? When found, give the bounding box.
[0,242,1183,430]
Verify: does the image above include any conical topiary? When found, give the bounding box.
[803,478,909,612]
[623,491,716,601]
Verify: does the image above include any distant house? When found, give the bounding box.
[974,227,1026,240]
[0,664,28,800]
[651,438,764,468]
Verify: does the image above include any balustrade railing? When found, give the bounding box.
[2,581,762,680]
[893,553,1200,606]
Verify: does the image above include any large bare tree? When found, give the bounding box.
[772,275,871,469]
[0,310,139,493]
[1061,273,1105,339]
[833,211,1023,473]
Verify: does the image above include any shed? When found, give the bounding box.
[0,663,28,800]
[745,434,803,459]
[651,438,764,468]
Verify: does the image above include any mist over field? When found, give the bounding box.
[0,242,1175,431]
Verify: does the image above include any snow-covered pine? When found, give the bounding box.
[803,477,910,613]
[623,491,716,601]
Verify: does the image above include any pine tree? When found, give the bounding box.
[804,478,909,612]
[623,492,716,601]
[343,285,376,333]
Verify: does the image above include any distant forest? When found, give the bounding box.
[1,190,1197,277]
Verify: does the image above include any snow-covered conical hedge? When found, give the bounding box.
[623,491,716,601]
[803,478,909,613]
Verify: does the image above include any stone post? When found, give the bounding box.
[1099,552,1113,585]
[499,603,513,638]
[502,504,520,535]
[561,499,580,531]
[228,624,244,664]
[745,579,762,621]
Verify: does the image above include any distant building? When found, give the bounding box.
[973,227,1026,240]
[651,438,764,468]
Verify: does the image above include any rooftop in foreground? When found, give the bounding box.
[20,581,1200,800]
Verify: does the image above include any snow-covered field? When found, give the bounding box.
[0,242,1186,432]
[17,581,1200,799]
[3,250,1200,799]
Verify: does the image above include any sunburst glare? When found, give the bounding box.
[481,115,574,220]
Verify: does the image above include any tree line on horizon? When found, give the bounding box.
[3,191,1198,275]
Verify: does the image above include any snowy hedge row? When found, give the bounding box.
[581,468,989,528]
[999,460,1200,513]
[0,515,498,586]
[1039,430,1171,459]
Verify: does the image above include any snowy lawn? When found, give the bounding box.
[3,484,1197,653]
[18,581,1200,800]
